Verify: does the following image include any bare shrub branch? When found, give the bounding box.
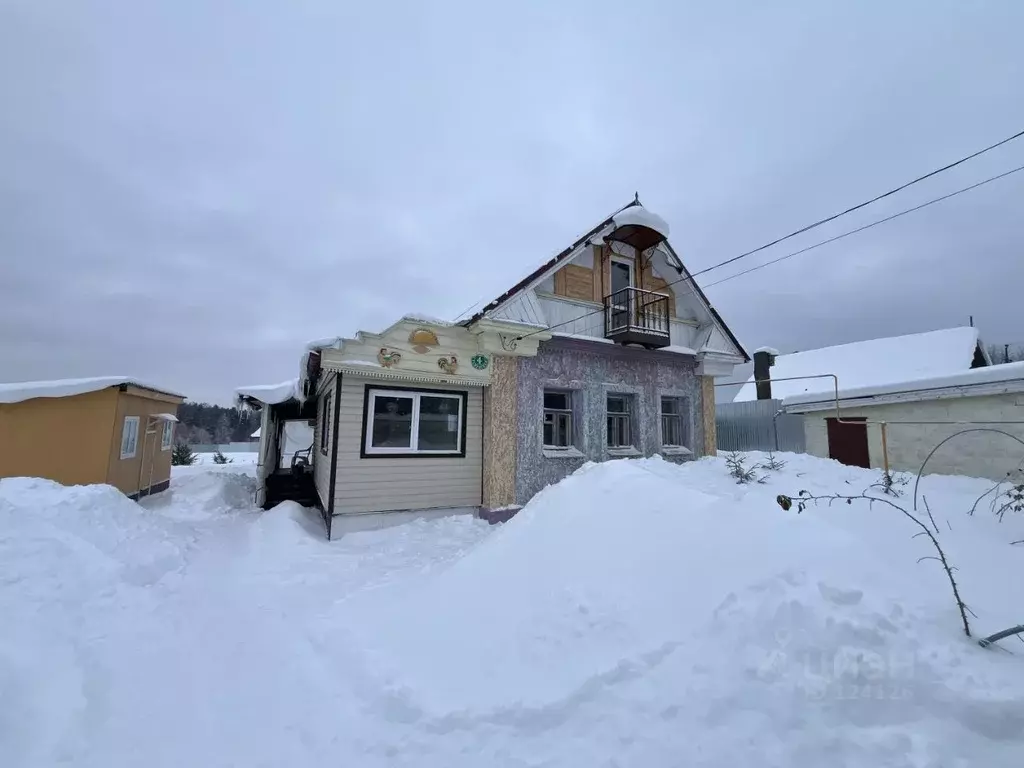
[777,490,972,638]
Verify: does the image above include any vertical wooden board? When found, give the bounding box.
[561,264,595,301]
[553,268,568,297]
[701,376,717,455]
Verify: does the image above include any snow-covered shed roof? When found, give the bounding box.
[0,376,185,405]
[784,359,1024,409]
[235,379,301,406]
[734,327,989,403]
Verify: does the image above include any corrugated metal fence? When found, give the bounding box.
[715,399,806,453]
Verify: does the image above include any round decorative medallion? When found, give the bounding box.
[471,354,489,370]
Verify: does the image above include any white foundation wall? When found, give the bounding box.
[331,373,483,515]
[800,392,1024,480]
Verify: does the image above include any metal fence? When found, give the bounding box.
[715,398,806,453]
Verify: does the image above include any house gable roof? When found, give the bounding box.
[463,197,749,361]
[0,376,185,405]
[733,326,989,403]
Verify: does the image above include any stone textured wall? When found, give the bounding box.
[701,375,717,455]
[514,338,703,505]
[800,393,1024,480]
[482,354,518,508]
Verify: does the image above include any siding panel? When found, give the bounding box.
[312,373,336,508]
[333,375,483,514]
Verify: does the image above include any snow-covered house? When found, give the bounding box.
[734,327,1024,479]
[240,198,748,536]
[0,376,185,498]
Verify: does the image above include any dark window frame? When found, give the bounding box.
[660,396,687,448]
[359,384,469,459]
[606,394,634,449]
[542,389,574,448]
[320,391,332,455]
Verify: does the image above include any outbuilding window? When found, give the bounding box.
[362,387,466,457]
[121,416,140,459]
[161,420,174,450]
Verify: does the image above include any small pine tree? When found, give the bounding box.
[725,451,759,484]
[212,450,230,465]
[172,443,197,466]
[761,451,787,472]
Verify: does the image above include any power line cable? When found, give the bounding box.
[513,149,1024,341]
[697,163,1024,293]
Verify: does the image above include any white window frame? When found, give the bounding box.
[364,388,464,456]
[161,420,174,451]
[121,416,140,460]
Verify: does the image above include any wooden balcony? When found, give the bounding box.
[603,287,671,348]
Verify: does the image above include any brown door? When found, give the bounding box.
[826,417,870,468]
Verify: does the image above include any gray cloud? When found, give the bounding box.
[2,0,1023,403]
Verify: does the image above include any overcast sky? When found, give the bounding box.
[2,1,1022,404]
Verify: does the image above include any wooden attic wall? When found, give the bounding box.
[551,245,676,317]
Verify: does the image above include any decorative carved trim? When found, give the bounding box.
[499,334,519,352]
[377,348,402,368]
[408,328,440,353]
[437,354,458,374]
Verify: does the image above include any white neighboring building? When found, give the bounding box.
[736,328,1024,480]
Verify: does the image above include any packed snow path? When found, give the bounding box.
[2,454,1023,767]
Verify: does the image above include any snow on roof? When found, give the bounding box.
[754,346,781,356]
[0,376,185,405]
[612,205,670,239]
[402,312,454,327]
[235,379,300,406]
[250,427,261,438]
[733,327,984,402]
[785,359,1024,408]
[150,413,179,423]
[306,337,342,351]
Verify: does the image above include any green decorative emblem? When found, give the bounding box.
[471,354,489,370]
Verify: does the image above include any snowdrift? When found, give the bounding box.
[342,455,1024,765]
[2,455,1024,767]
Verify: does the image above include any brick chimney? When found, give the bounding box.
[753,347,778,400]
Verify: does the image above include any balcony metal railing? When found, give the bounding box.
[603,287,671,346]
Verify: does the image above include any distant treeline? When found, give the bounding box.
[175,402,261,446]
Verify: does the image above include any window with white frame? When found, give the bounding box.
[542,390,573,448]
[606,394,634,448]
[363,388,465,456]
[660,396,687,447]
[120,416,140,459]
[161,419,174,450]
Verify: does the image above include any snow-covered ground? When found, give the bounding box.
[2,453,1022,767]
[189,450,259,466]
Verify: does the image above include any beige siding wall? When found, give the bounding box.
[105,388,183,496]
[801,393,1024,480]
[0,389,118,485]
[332,374,483,514]
[312,373,336,508]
